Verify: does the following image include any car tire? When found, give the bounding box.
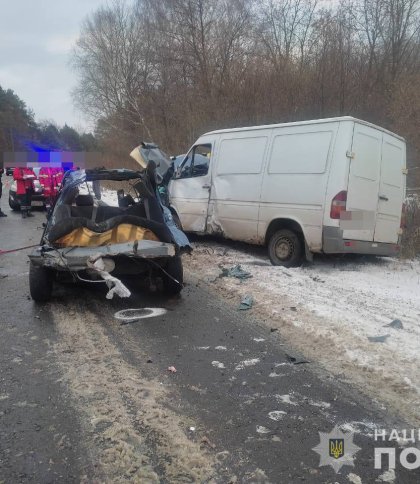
[163,256,183,295]
[8,192,20,211]
[29,262,53,302]
[268,229,303,267]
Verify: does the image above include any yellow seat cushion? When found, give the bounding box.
[55,224,159,247]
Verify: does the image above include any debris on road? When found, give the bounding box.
[285,353,309,365]
[235,358,260,370]
[219,264,252,281]
[268,411,287,421]
[88,255,131,299]
[114,308,167,323]
[167,366,177,373]
[238,295,254,311]
[188,241,420,426]
[384,319,403,330]
[256,425,270,434]
[367,334,390,343]
[211,361,225,369]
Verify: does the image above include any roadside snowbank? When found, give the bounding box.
[187,241,420,425]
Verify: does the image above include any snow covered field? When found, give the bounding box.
[187,241,420,426]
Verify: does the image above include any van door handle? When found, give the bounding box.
[379,195,389,201]
[202,184,211,190]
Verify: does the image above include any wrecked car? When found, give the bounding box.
[28,152,191,302]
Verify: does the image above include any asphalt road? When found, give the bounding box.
[0,182,418,483]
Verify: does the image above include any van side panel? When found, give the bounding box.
[259,123,339,251]
[207,131,270,242]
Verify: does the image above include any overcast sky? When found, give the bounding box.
[0,0,108,132]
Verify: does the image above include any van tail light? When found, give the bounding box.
[400,203,406,229]
[330,191,347,219]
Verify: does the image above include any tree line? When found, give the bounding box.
[72,0,420,179]
[0,85,98,154]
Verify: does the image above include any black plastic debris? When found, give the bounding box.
[219,264,252,281]
[367,334,390,343]
[285,353,310,365]
[384,319,403,330]
[238,295,254,311]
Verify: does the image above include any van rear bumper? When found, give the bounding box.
[322,226,400,256]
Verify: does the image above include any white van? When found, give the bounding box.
[168,117,406,266]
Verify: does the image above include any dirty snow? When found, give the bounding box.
[187,241,420,425]
[100,188,119,206]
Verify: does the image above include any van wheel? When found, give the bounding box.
[163,256,183,295]
[29,262,53,302]
[268,229,303,267]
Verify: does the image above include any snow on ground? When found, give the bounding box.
[100,188,119,206]
[187,240,420,425]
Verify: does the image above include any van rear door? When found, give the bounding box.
[374,134,405,243]
[343,123,382,241]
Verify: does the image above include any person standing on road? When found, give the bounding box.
[39,165,54,211]
[13,166,35,218]
[0,167,7,217]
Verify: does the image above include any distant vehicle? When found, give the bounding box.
[29,166,190,302]
[9,166,45,210]
[168,116,406,267]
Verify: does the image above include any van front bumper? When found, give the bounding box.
[322,226,400,256]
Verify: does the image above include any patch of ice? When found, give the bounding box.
[275,394,298,406]
[268,411,287,421]
[376,469,396,483]
[308,399,331,409]
[235,358,260,370]
[347,473,362,484]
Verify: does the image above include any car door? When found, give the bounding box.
[169,143,213,232]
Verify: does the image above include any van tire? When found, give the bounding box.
[268,229,303,267]
[29,263,53,302]
[163,256,183,295]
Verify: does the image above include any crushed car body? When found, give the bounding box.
[29,157,191,302]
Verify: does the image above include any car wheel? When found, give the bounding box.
[29,262,53,302]
[163,256,183,295]
[268,229,303,267]
[8,192,20,211]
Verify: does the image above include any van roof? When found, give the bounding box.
[202,116,405,141]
